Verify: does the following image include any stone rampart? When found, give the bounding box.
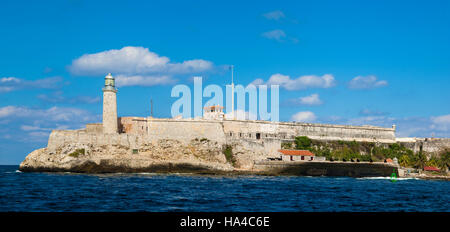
[397,137,450,154]
[146,119,227,144]
[222,119,395,143]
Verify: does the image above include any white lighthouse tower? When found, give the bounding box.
[102,73,118,134]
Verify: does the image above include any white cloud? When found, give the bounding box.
[348,75,388,89]
[0,105,98,123]
[248,78,265,86]
[431,114,450,131]
[263,10,285,20]
[359,109,389,116]
[0,76,63,93]
[68,46,214,76]
[37,91,100,104]
[0,105,100,143]
[115,75,176,87]
[298,94,323,105]
[262,29,286,41]
[0,106,23,118]
[21,125,48,131]
[318,114,450,138]
[255,73,336,90]
[291,111,317,123]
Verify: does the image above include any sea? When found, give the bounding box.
[0,165,448,212]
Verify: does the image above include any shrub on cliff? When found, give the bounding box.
[223,145,236,166]
[295,136,312,150]
[68,149,85,158]
[281,142,293,149]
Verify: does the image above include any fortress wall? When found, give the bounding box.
[119,117,148,135]
[398,138,450,154]
[422,138,450,153]
[146,119,227,144]
[222,120,396,143]
[47,130,143,154]
[47,119,395,158]
[287,123,395,143]
[223,120,279,139]
[86,123,103,133]
[285,123,395,142]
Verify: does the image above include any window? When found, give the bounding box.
[256,133,261,140]
[301,156,304,160]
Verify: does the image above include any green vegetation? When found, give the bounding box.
[223,145,236,166]
[428,149,450,170]
[290,136,449,170]
[294,136,312,150]
[281,142,292,149]
[68,148,85,158]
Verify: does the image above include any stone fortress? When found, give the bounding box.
[19,73,450,174]
[90,74,397,149]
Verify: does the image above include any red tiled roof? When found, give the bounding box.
[424,166,440,171]
[278,149,315,156]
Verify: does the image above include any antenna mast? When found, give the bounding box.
[150,99,153,117]
[231,65,235,120]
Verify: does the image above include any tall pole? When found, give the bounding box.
[150,99,153,117]
[231,65,234,120]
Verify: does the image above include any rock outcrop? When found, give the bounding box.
[19,133,235,173]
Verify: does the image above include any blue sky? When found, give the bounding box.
[1,0,449,164]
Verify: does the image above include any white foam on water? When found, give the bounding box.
[358,176,419,181]
[15,170,22,173]
[136,173,158,175]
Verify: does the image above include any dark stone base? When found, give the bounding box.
[19,160,227,175]
[254,161,398,177]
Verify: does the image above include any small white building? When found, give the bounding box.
[203,105,225,120]
[278,149,325,161]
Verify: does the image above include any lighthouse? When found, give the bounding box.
[102,73,118,134]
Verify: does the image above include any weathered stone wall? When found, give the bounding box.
[397,137,450,154]
[222,120,395,143]
[146,119,227,144]
[119,117,148,135]
[47,129,144,155]
[86,123,103,134]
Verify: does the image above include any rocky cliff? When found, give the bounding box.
[19,129,277,174]
[20,131,233,173]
